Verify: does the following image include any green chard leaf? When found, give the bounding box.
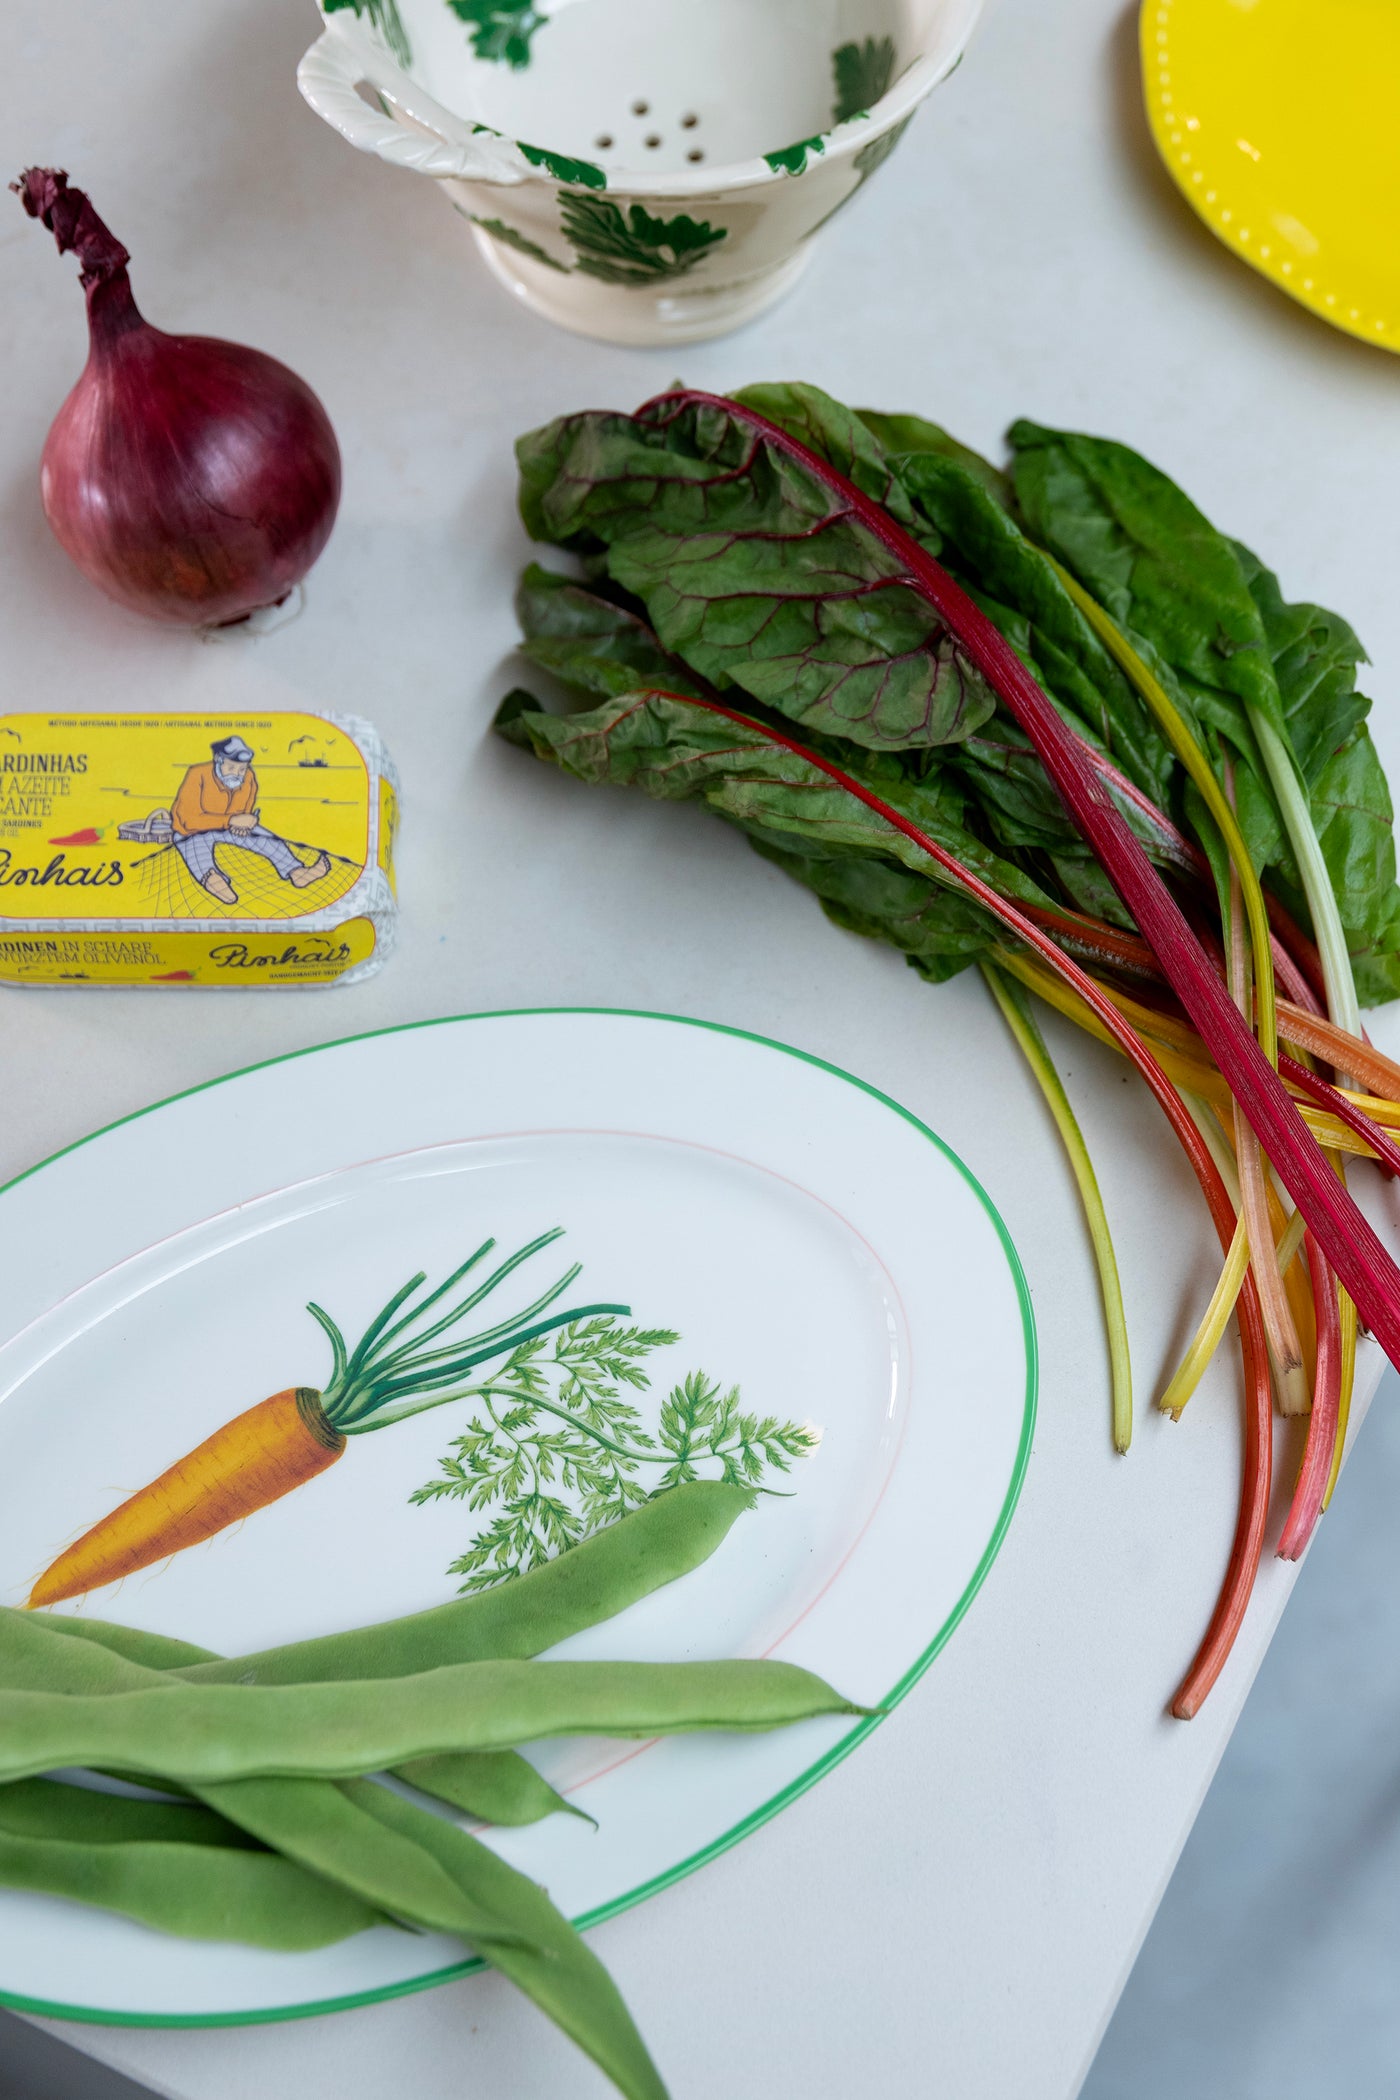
[893,448,1179,807]
[1007,419,1286,738]
[511,559,1175,939]
[1233,540,1371,787]
[515,564,713,704]
[857,408,1013,509]
[515,386,999,752]
[496,687,1057,982]
[727,398,1189,887]
[1010,419,1400,1003]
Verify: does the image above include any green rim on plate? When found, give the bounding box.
[0,1006,1037,2029]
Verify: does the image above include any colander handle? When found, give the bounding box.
[297,20,528,186]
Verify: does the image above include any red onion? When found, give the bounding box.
[14,168,341,627]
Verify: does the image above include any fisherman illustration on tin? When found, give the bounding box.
[170,735,330,906]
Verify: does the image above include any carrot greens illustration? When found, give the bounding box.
[410,1328,819,1590]
[28,1229,816,1608]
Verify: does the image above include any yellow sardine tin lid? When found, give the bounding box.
[0,711,398,988]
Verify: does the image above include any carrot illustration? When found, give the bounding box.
[29,1389,343,1608]
[28,1232,627,1609]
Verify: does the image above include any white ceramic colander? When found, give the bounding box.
[297,0,984,344]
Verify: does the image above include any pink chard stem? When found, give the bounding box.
[1277,1236,1342,1561]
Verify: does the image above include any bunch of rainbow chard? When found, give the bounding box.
[495,383,1400,1716]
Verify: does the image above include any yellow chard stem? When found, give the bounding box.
[1045,557,1279,1064]
[1269,1194,1317,1380]
[1234,1112,1308,1411]
[1275,1205,1307,1275]
[1324,1291,1358,1508]
[981,962,1133,1451]
[994,948,1234,1110]
[1161,1093,1261,1412]
[992,948,1386,1160]
[1323,1149,1359,1508]
[1224,828,1308,1415]
[1187,1093,1242,1201]
[1159,1216,1250,1420]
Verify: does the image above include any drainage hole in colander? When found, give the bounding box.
[596,104,703,159]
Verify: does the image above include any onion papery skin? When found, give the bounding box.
[42,278,341,627]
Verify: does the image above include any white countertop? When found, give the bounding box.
[5,1,1399,2094]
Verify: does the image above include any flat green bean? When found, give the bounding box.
[2,1620,666,2097]
[36,1627,578,1829]
[106,1745,580,1832]
[396,1749,589,1827]
[0,1777,254,1850]
[0,1823,379,1950]
[39,1620,209,1670]
[0,1652,860,1785]
[0,1778,393,1952]
[47,1479,758,1685]
[353,1782,665,2100]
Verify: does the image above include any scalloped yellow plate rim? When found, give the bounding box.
[1141,0,1400,353]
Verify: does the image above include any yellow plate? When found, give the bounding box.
[1141,0,1400,351]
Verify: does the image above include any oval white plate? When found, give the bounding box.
[0,1009,1035,2025]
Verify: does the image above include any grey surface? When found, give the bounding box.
[9,1367,1398,2100]
[0,2016,152,2100]
[1082,1364,1400,2100]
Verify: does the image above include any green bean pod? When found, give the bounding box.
[100,1744,577,1832]
[0,1789,380,1952]
[45,1479,759,1685]
[0,1777,254,1850]
[396,1749,589,1828]
[0,1655,862,1784]
[0,1829,379,1951]
[351,1781,666,2100]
